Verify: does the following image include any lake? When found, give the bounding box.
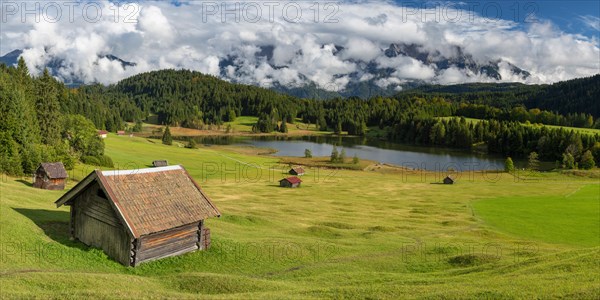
[184,135,512,171]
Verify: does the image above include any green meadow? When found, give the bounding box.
[473,185,600,247]
[1,135,599,298]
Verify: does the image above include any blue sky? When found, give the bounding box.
[397,0,599,38]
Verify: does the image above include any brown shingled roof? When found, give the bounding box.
[39,162,68,179]
[290,167,305,174]
[55,165,220,238]
[281,177,302,184]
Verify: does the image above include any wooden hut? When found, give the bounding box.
[117,130,126,136]
[97,130,108,139]
[443,176,455,185]
[33,162,68,190]
[289,167,305,176]
[280,177,302,188]
[54,165,220,266]
[152,160,168,167]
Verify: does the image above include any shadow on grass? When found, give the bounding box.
[16,179,33,187]
[13,208,88,251]
[269,184,305,189]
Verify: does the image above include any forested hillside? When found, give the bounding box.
[60,69,600,135]
[2,63,599,175]
[0,59,110,176]
[113,70,303,128]
[401,75,600,117]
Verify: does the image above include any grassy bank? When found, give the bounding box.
[128,116,332,138]
[1,135,598,298]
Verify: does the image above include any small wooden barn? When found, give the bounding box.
[54,165,220,266]
[33,162,68,190]
[152,160,168,167]
[443,176,455,185]
[289,167,305,176]
[117,130,126,136]
[97,130,108,139]
[280,177,302,188]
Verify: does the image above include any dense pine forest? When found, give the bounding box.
[0,59,114,176]
[402,76,600,118]
[1,60,599,176]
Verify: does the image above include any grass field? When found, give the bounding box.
[1,135,599,298]
[473,184,600,247]
[129,116,330,138]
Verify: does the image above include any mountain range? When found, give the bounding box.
[0,49,137,86]
[1,43,534,99]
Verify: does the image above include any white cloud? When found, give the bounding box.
[340,38,382,61]
[1,0,598,90]
[580,15,600,31]
[136,5,175,46]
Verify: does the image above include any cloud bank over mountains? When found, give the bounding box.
[1,0,598,91]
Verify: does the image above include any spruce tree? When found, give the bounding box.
[36,68,61,145]
[162,126,173,145]
[186,137,197,149]
[527,152,540,171]
[304,149,312,158]
[562,152,575,169]
[330,146,339,163]
[580,150,595,170]
[279,121,288,133]
[504,157,515,172]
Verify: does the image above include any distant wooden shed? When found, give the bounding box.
[54,165,220,266]
[280,177,302,188]
[289,167,305,176]
[97,130,108,139]
[33,162,68,190]
[117,130,126,135]
[443,176,455,185]
[152,160,168,167]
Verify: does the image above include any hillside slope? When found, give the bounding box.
[0,135,598,298]
[398,75,600,117]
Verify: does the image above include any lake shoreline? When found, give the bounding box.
[164,134,513,171]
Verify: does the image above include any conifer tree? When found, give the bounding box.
[162,126,173,145]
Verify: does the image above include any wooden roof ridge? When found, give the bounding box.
[101,165,183,176]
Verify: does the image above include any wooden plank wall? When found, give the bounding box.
[73,182,131,265]
[201,227,211,250]
[135,223,200,264]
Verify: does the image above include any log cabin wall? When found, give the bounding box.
[47,178,66,190]
[33,175,65,190]
[32,175,44,189]
[133,222,201,265]
[72,182,132,265]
